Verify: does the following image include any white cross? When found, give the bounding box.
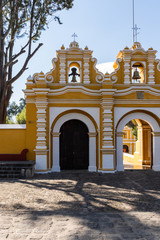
[72,33,78,42]
[133,24,140,42]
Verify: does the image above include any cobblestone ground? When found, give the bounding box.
[0,170,160,240]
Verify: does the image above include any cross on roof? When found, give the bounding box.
[133,24,140,42]
[72,33,78,42]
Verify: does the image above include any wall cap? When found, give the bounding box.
[0,124,26,129]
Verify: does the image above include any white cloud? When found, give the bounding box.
[96,62,114,74]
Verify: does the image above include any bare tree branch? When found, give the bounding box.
[7,43,43,86]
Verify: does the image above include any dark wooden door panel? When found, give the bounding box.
[60,120,89,170]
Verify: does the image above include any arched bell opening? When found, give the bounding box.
[68,62,81,83]
[132,62,145,83]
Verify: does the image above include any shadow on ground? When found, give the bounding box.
[0,170,160,239]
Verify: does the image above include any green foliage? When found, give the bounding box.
[2,0,74,44]
[6,98,26,123]
[132,126,138,139]
[126,120,138,139]
[7,101,19,120]
[6,116,15,124]
[0,0,74,123]
[16,106,26,124]
[18,98,26,113]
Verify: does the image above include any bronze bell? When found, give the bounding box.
[68,67,80,82]
[132,68,141,80]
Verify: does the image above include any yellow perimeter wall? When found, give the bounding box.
[0,126,26,154]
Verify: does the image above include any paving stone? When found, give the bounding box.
[0,171,160,239]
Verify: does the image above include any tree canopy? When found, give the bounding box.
[7,98,26,121]
[0,0,74,123]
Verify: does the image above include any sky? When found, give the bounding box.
[11,0,160,104]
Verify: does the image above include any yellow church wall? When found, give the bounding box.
[51,60,59,83]
[114,61,124,84]
[25,103,37,161]
[0,128,26,154]
[123,153,141,165]
[154,62,160,84]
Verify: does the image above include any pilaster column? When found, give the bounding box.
[100,98,115,171]
[148,61,155,84]
[116,132,124,171]
[142,125,151,165]
[59,56,66,84]
[51,132,61,172]
[148,50,156,84]
[101,99,114,148]
[124,56,131,84]
[35,92,48,170]
[83,57,90,84]
[152,132,160,171]
[88,132,97,171]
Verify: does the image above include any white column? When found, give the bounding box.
[35,98,48,171]
[83,57,90,84]
[59,56,66,84]
[35,151,48,170]
[152,132,160,171]
[116,132,124,171]
[124,56,131,84]
[101,99,114,148]
[88,132,97,172]
[51,132,61,172]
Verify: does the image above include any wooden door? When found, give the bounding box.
[60,120,89,170]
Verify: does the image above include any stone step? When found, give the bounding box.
[0,161,35,178]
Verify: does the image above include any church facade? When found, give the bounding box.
[2,41,160,173]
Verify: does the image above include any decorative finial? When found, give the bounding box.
[61,44,65,50]
[72,33,78,42]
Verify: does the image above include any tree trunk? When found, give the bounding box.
[0,85,13,124]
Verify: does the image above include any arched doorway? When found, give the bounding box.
[123,119,152,170]
[60,120,89,170]
[116,111,160,171]
[51,111,97,172]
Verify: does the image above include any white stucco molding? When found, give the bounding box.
[116,112,160,132]
[52,112,96,133]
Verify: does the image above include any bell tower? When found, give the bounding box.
[55,40,93,85]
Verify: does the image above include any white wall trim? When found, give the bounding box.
[114,107,160,130]
[53,113,96,133]
[117,112,159,132]
[0,124,26,129]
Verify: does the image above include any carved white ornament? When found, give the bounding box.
[110,58,122,83]
[33,73,39,83]
[45,58,58,83]
[156,59,160,71]
[91,58,104,83]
